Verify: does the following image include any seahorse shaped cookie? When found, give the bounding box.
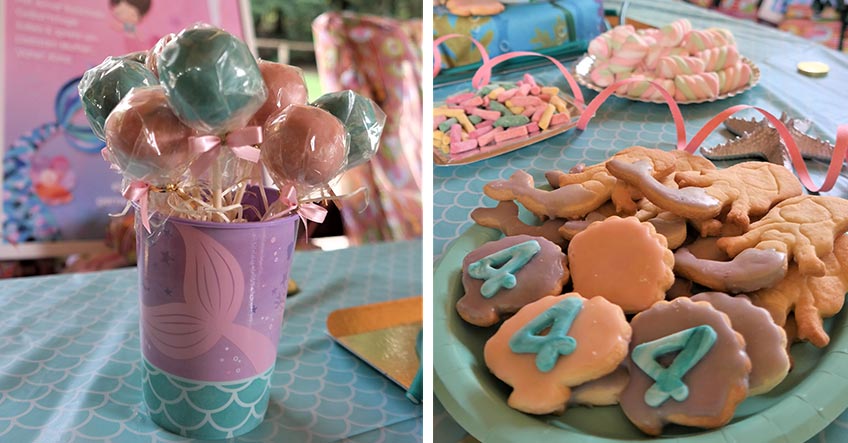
[485,147,677,220]
[484,293,631,415]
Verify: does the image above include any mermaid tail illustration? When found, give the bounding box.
[143,223,276,375]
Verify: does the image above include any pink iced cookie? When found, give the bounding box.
[696,45,740,71]
[716,62,752,94]
[457,235,570,327]
[484,293,631,414]
[674,72,720,101]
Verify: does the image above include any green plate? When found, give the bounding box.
[433,223,848,443]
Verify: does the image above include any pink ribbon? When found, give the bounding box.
[123,180,151,233]
[576,80,848,193]
[433,34,491,78]
[471,51,585,108]
[576,78,686,149]
[272,185,328,241]
[684,105,848,193]
[189,126,263,176]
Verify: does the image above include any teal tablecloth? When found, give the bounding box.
[0,240,422,442]
[433,0,848,441]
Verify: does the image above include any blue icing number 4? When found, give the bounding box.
[467,240,541,298]
[631,325,717,407]
[509,297,583,373]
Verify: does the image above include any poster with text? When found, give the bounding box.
[1,0,250,256]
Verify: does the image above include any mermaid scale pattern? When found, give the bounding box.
[142,358,273,439]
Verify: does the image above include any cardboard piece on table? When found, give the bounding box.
[327,296,422,400]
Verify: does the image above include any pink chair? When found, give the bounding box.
[312,12,423,244]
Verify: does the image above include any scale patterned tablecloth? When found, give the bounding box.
[433,1,848,441]
[0,240,422,443]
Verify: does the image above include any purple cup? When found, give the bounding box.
[136,188,298,439]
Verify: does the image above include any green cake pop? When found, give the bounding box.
[157,25,267,134]
[312,90,386,169]
[78,57,159,140]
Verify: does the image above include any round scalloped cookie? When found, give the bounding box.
[691,292,789,395]
[620,297,751,436]
[457,234,569,327]
[484,293,631,415]
[568,216,674,313]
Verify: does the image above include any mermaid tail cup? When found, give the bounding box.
[138,213,298,438]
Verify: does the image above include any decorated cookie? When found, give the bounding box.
[569,366,630,407]
[620,298,751,435]
[673,246,787,293]
[568,216,674,313]
[718,196,848,277]
[558,210,686,250]
[457,235,569,327]
[485,147,677,220]
[471,201,566,248]
[691,292,789,395]
[607,160,803,236]
[484,293,631,414]
[749,235,848,347]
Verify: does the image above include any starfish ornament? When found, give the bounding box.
[701,113,839,171]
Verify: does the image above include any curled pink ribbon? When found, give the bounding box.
[123,180,151,233]
[189,126,263,176]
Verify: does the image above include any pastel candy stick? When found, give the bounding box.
[495,125,529,143]
[549,112,571,127]
[494,115,530,128]
[674,72,720,101]
[716,62,752,94]
[470,108,501,121]
[433,115,446,129]
[657,55,706,79]
[659,19,692,47]
[460,96,484,108]
[450,139,478,154]
[696,45,740,71]
[448,124,462,144]
[437,117,457,132]
[468,125,494,139]
[477,126,504,146]
[446,91,475,104]
[484,293,631,415]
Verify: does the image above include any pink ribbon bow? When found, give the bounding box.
[123,180,151,233]
[276,185,328,239]
[189,126,263,176]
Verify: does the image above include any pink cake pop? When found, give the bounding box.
[260,104,348,191]
[104,86,196,186]
[696,45,740,71]
[248,60,309,127]
[674,72,720,101]
[145,33,175,77]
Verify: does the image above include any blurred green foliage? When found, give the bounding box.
[252,0,422,41]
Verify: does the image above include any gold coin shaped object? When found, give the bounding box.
[797,61,830,78]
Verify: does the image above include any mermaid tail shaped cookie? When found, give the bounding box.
[144,224,275,374]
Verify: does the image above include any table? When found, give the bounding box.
[0,240,422,443]
[433,1,848,441]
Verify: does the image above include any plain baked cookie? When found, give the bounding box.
[457,234,569,327]
[568,216,674,313]
[484,293,631,415]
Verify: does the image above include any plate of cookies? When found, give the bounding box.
[573,20,760,104]
[434,147,848,442]
[433,75,582,166]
